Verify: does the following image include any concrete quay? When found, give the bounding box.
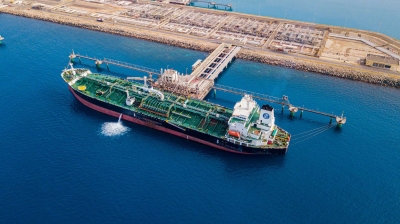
[1,1,400,88]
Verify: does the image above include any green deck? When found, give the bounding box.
[64,70,233,138]
[62,69,290,149]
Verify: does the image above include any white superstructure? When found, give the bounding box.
[227,95,279,147]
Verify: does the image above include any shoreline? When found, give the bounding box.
[1,8,399,88]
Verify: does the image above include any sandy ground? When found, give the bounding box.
[321,38,386,63]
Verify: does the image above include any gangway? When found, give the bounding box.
[212,84,346,126]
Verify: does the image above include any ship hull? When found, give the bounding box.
[69,86,287,155]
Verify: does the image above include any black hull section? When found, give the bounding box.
[72,89,288,155]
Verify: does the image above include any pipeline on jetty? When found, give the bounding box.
[212,84,346,126]
[69,52,161,75]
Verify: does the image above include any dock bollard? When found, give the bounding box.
[69,54,76,63]
[336,116,346,128]
[95,60,102,69]
[289,106,298,117]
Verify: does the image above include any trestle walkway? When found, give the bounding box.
[213,84,343,119]
[70,53,161,75]
[189,44,241,82]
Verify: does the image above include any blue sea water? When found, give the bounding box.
[0,9,400,224]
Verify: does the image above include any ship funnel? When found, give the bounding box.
[259,104,275,126]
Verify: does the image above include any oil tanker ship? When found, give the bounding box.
[61,65,291,154]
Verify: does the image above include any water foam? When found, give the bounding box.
[101,120,130,137]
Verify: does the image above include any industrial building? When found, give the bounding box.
[168,0,190,5]
[365,54,400,72]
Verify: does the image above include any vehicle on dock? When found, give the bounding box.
[96,18,104,22]
[61,65,291,155]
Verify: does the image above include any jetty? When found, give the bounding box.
[154,43,241,100]
[69,48,347,126]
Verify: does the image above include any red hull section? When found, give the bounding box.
[69,86,252,154]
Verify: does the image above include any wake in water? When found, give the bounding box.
[101,114,130,137]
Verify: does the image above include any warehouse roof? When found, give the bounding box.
[366,54,399,65]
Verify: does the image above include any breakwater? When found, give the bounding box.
[238,50,400,87]
[1,8,399,88]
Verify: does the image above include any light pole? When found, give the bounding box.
[186,68,188,75]
[167,65,169,70]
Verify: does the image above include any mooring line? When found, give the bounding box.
[291,125,333,141]
[292,124,331,137]
[291,125,335,146]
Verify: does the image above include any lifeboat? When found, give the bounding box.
[228,130,240,138]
